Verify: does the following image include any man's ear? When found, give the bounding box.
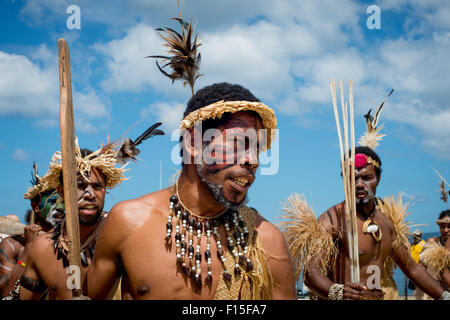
[182,127,202,164]
[57,184,64,198]
[30,199,40,213]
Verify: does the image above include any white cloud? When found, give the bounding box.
[12,148,30,162]
[398,191,427,204]
[14,0,450,158]
[0,46,109,134]
[94,23,188,98]
[140,101,184,133]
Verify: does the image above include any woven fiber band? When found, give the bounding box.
[179,100,277,150]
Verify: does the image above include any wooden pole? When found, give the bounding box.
[58,38,82,298]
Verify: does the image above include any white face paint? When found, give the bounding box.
[354,166,379,204]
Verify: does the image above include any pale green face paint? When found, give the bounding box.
[38,191,65,226]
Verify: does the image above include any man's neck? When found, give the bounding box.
[177,168,227,218]
[79,220,101,243]
[356,199,376,219]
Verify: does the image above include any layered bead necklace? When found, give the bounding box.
[165,180,254,285]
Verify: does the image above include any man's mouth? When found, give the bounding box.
[356,191,367,198]
[232,176,250,187]
[79,205,97,215]
[228,175,254,193]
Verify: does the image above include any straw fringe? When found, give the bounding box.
[420,244,450,277]
[376,195,411,251]
[24,138,129,200]
[279,193,338,280]
[239,235,274,300]
[376,194,411,300]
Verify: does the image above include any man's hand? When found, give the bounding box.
[23,224,42,245]
[343,282,384,300]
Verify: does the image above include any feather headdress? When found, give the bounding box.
[358,89,393,150]
[147,1,203,96]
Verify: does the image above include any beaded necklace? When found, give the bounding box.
[165,179,254,285]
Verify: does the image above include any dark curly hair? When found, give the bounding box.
[354,146,382,178]
[438,209,450,220]
[183,82,260,118]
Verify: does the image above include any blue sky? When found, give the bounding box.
[0,0,449,234]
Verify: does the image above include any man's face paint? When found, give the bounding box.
[77,167,106,226]
[197,111,262,206]
[39,191,65,226]
[354,165,379,205]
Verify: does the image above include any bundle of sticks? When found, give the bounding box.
[330,79,359,284]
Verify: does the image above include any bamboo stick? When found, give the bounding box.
[348,80,359,283]
[330,79,360,284]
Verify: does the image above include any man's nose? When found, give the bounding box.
[355,176,364,188]
[81,184,95,200]
[240,148,259,170]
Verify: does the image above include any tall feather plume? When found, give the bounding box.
[432,167,449,204]
[358,89,393,150]
[147,1,203,96]
[115,122,165,165]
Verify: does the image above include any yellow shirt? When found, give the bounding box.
[411,240,426,263]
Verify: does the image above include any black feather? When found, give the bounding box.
[133,122,165,146]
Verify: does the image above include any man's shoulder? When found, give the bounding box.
[106,188,171,229]
[26,232,54,261]
[318,201,345,221]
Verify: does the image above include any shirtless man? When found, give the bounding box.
[85,82,297,300]
[415,210,450,299]
[1,165,64,298]
[17,148,112,300]
[304,146,449,300]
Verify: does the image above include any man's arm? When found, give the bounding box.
[393,243,445,300]
[303,209,369,300]
[0,238,19,295]
[18,235,49,300]
[0,225,42,297]
[256,217,297,299]
[84,202,130,299]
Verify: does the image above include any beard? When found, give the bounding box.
[355,187,375,205]
[79,209,102,226]
[196,164,248,211]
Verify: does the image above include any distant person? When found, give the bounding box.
[415,210,450,300]
[408,229,425,291]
